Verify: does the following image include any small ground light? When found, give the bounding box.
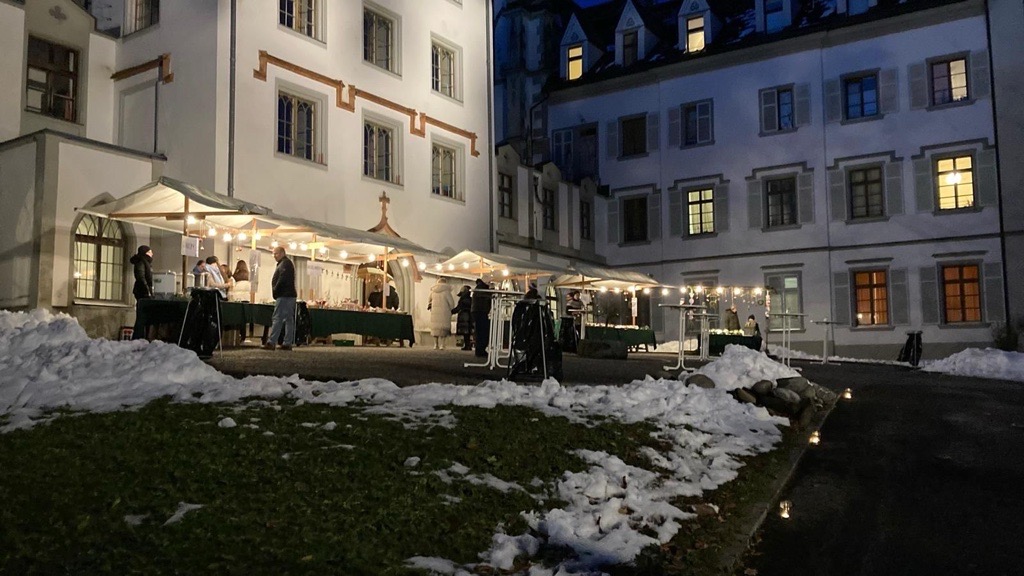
[842,388,853,400]
[779,501,792,519]
[809,431,821,445]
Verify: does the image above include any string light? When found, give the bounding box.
[809,431,821,445]
[501,269,510,277]
[447,263,455,271]
[401,258,409,268]
[734,287,743,296]
[613,287,621,294]
[754,287,764,296]
[842,388,853,400]
[339,250,348,259]
[599,286,608,293]
[254,232,262,241]
[417,261,427,271]
[207,227,217,238]
[779,501,792,519]
[299,243,308,251]
[462,262,470,270]
[271,240,279,248]
[642,287,651,295]
[288,242,298,250]
[318,246,328,255]
[435,263,443,271]
[715,286,724,295]
[237,232,248,241]
[222,232,232,242]
[367,254,375,262]
[694,286,704,294]
[661,288,670,296]
[680,286,687,294]
[186,215,197,225]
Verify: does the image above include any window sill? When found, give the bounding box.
[851,324,895,331]
[617,152,649,161]
[499,215,517,221]
[619,240,652,247]
[845,215,890,224]
[840,113,884,125]
[275,152,328,170]
[681,140,715,149]
[73,300,132,309]
[938,321,990,330]
[934,206,983,215]
[926,98,975,111]
[431,192,465,206]
[121,22,161,40]
[363,59,402,80]
[278,24,327,46]
[363,174,404,189]
[758,127,798,137]
[431,90,464,106]
[684,231,718,239]
[762,223,801,232]
[26,109,82,127]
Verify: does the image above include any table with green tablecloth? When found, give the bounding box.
[707,333,761,356]
[585,326,657,351]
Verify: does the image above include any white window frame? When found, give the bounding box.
[682,100,713,146]
[279,0,325,42]
[430,36,461,101]
[124,0,159,36]
[935,154,975,210]
[431,138,464,202]
[686,187,715,235]
[760,85,795,133]
[364,3,401,76]
[930,56,969,106]
[73,214,127,303]
[363,113,402,185]
[275,83,326,165]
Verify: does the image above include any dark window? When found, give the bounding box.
[942,264,981,323]
[765,177,797,227]
[683,101,713,146]
[620,115,647,157]
[622,196,648,243]
[363,122,394,182]
[760,86,794,132]
[74,215,125,302]
[765,0,785,32]
[687,188,715,234]
[580,200,592,240]
[552,129,573,178]
[931,58,968,105]
[499,173,514,219]
[849,166,884,218]
[854,270,888,325]
[431,144,458,200]
[542,188,557,231]
[279,0,319,39]
[364,9,394,72]
[431,42,456,97]
[25,37,78,123]
[844,74,878,119]
[576,125,599,180]
[622,31,638,66]
[125,0,160,35]
[277,92,318,162]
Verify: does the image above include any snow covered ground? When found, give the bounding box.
[922,347,1024,382]
[3,309,1020,574]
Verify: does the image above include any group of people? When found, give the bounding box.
[191,256,251,301]
[427,277,490,355]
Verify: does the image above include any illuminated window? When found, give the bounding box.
[686,15,705,52]
[687,188,715,235]
[567,44,583,80]
[277,91,319,162]
[931,58,968,105]
[849,166,884,218]
[854,270,888,325]
[942,264,981,323]
[431,143,460,200]
[25,37,78,123]
[765,177,797,227]
[363,121,395,182]
[622,31,638,66]
[279,0,321,40]
[74,215,126,302]
[431,41,457,98]
[936,155,974,210]
[499,173,514,219]
[364,8,396,73]
[844,74,878,119]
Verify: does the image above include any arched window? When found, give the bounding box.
[74,215,126,301]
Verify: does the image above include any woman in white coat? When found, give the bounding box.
[427,277,456,349]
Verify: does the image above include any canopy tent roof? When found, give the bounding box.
[433,250,565,278]
[551,263,659,290]
[78,177,439,263]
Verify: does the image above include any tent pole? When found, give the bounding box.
[182,197,189,294]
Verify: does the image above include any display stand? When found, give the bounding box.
[693,311,718,360]
[770,312,807,367]
[659,303,706,372]
[811,318,840,364]
[464,289,524,370]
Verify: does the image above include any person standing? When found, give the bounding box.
[724,305,741,331]
[452,285,473,350]
[427,277,455,350]
[130,245,153,340]
[471,278,491,357]
[205,255,229,298]
[264,246,297,351]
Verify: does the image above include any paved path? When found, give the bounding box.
[740,361,1024,576]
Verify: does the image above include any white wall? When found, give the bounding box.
[0,2,26,142]
[85,33,117,143]
[0,141,38,308]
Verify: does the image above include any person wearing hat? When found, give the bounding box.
[130,245,153,340]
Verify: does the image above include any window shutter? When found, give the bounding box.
[747,180,763,229]
[970,50,991,99]
[606,120,618,159]
[908,62,928,109]
[824,79,842,124]
[983,263,1005,323]
[890,268,909,325]
[798,172,815,224]
[649,192,662,240]
[668,190,683,236]
[647,112,660,151]
[976,148,998,207]
[828,168,847,221]
[715,182,729,233]
[795,83,811,127]
[885,161,904,216]
[913,157,934,212]
[760,90,777,133]
[919,266,940,325]
[832,271,851,326]
[879,68,899,114]
[667,106,680,148]
[606,196,621,244]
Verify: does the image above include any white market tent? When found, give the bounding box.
[552,263,659,291]
[433,249,565,279]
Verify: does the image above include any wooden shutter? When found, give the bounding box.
[747,180,762,229]
[667,106,681,148]
[824,79,842,123]
[970,50,991,99]
[879,68,899,114]
[919,266,939,324]
[908,62,928,109]
[714,182,730,233]
[885,161,904,216]
[913,157,934,212]
[828,168,847,221]
[983,262,1005,323]
[975,148,998,207]
[649,192,662,240]
[832,271,851,325]
[798,172,815,224]
[668,189,683,236]
[607,196,620,244]
[795,83,811,127]
[647,112,659,152]
[890,268,909,325]
[606,120,618,159]
[760,89,777,133]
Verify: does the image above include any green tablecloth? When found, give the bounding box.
[585,326,657,350]
[707,333,761,356]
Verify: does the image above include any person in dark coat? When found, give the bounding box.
[452,285,473,350]
[264,246,297,350]
[470,278,491,357]
[130,245,153,340]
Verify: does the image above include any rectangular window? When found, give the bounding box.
[942,264,981,323]
[25,36,78,123]
[760,86,794,133]
[686,15,705,52]
[552,128,574,177]
[844,74,878,119]
[849,166,884,219]
[277,91,319,162]
[364,8,395,73]
[542,188,557,231]
[431,143,459,200]
[279,0,321,40]
[766,273,803,330]
[765,0,785,32]
[687,188,715,235]
[936,155,974,210]
[431,41,457,98]
[683,100,713,146]
[854,270,889,325]
[363,121,394,182]
[622,31,638,66]
[765,177,797,227]
[499,173,514,219]
[567,44,584,80]
[931,58,968,106]
[620,115,647,157]
[580,200,592,240]
[124,0,160,35]
[622,196,648,243]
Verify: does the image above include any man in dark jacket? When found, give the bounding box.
[130,245,153,340]
[471,278,491,357]
[264,246,297,350]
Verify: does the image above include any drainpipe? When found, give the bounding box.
[228,0,237,197]
[486,0,496,252]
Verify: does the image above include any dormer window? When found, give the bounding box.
[567,44,584,80]
[765,0,785,32]
[622,31,638,66]
[686,15,705,52]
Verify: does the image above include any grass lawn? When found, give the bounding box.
[0,398,802,575]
